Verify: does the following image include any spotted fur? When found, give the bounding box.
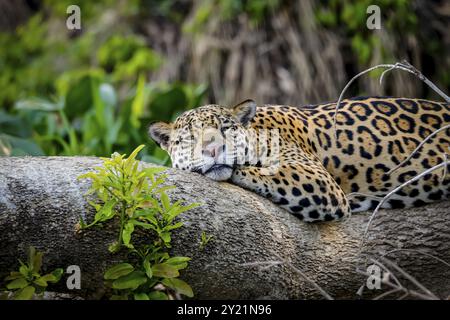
[149,97,450,222]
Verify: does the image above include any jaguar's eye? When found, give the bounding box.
[220,126,231,134]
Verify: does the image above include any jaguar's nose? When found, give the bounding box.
[202,144,224,161]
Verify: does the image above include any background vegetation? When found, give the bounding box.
[0,0,448,163]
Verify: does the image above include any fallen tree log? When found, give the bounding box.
[0,157,449,299]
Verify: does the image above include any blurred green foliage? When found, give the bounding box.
[183,0,280,33]
[0,2,206,163]
[315,0,417,65]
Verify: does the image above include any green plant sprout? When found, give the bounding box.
[1,246,63,300]
[199,231,213,250]
[78,145,200,300]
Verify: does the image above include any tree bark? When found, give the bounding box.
[0,157,449,299]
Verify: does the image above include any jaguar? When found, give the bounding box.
[148,97,450,222]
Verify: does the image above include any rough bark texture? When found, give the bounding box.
[0,157,449,300]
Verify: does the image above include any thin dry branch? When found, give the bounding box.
[441,153,448,182]
[392,61,450,103]
[356,256,440,300]
[355,267,434,300]
[373,288,401,300]
[367,257,403,288]
[377,256,439,299]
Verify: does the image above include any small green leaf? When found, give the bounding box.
[131,220,157,231]
[143,213,159,226]
[14,286,35,300]
[143,258,152,279]
[160,192,171,211]
[165,256,191,270]
[133,209,158,224]
[78,215,87,228]
[19,264,29,277]
[4,272,24,281]
[94,199,117,222]
[166,256,191,264]
[112,271,147,290]
[147,291,168,300]
[151,263,179,278]
[51,268,64,282]
[200,231,213,250]
[164,221,184,231]
[160,232,171,244]
[134,292,149,300]
[28,246,36,267]
[108,242,121,253]
[104,263,134,280]
[140,167,166,179]
[77,172,100,181]
[39,269,62,284]
[7,278,29,290]
[32,251,43,273]
[126,144,145,163]
[176,202,201,215]
[122,221,135,248]
[162,278,194,298]
[33,277,48,287]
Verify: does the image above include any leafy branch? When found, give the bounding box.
[78,145,200,300]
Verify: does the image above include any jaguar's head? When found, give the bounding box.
[148,100,257,181]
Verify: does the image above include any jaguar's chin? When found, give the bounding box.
[204,164,233,181]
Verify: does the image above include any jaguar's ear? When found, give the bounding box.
[148,121,172,150]
[231,99,257,126]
